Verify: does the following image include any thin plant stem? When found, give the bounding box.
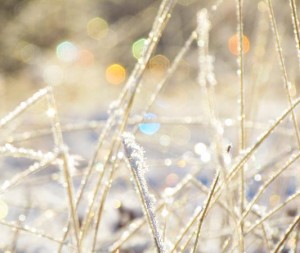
[261,222,272,252]
[289,0,300,68]
[192,171,220,253]
[78,89,136,244]
[272,215,300,253]
[7,116,298,144]
[109,175,193,252]
[132,29,197,134]
[247,7,271,155]
[207,97,300,226]
[245,190,300,234]
[181,230,196,252]
[222,237,232,252]
[236,0,245,251]
[47,89,81,253]
[0,144,56,161]
[0,220,74,248]
[241,151,300,220]
[168,207,204,251]
[266,0,300,149]
[236,0,245,151]
[294,229,300,252]
[91,159,119,252]
[123,133,165,253]
[58,1,175,249]
[0,87,49,129]
[215,97,300,202]
[0,150,60,193]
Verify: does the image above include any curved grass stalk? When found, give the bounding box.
[77,3,179,238]
[58,1,176,250]
[214,97,300,204]
[245,190,300,234]
[261,222,272,252]
[195,98,300,246]
[221,237,232,252]
[0,144,55,161]
[86,29,197,246]
[57,115,114,252]
[0,149,60,193]
[192,171,220,253]
[91,159,119,252]
[294,229,300,252]
[110,168,267,253]
[78,93,136,245]
[46,89,81,253]
[132,29,197,133]
[197,7,242,250]
[241,151,300,220]
[9,200,31,252]
[169,204,203,252]
[77,141,116,245]
[272,215,300,253]
[0,87,49,129]
[7,116,298,145]
[180,230,197,252]
[193,96,300,249]
[109,175,193,252]
[0,220,74,249]
[122,133,165,253]
[191,176,273,252]
[170,173,221,253]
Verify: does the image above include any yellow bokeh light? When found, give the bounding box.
[105,64,126,85]
[113,200,122,209]
[269,194,281,206]
[14,41,37,64]
[177,159,186,168]
[228,34,250,55]
[87,17,108,40]
[0,200,8,219]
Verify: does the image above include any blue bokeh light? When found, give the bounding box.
[56,41,78,62]
[139,113,160,135]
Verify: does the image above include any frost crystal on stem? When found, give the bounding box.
[197,9,216,87]
[122,132,165,253]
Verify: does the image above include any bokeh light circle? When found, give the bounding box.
[139,113,160,135]
[228,34,250,55]
[105,64,126,85]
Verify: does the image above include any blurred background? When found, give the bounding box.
[1,0,299,168]
[1,0,300,252]
[0,0,299,124]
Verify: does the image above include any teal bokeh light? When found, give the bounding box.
[139,113,160,135]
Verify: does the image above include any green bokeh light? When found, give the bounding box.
[132,38,146,59]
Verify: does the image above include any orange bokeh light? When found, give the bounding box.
[78,49,94,66]
[105,64,126,85]
[228,34,250,55]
